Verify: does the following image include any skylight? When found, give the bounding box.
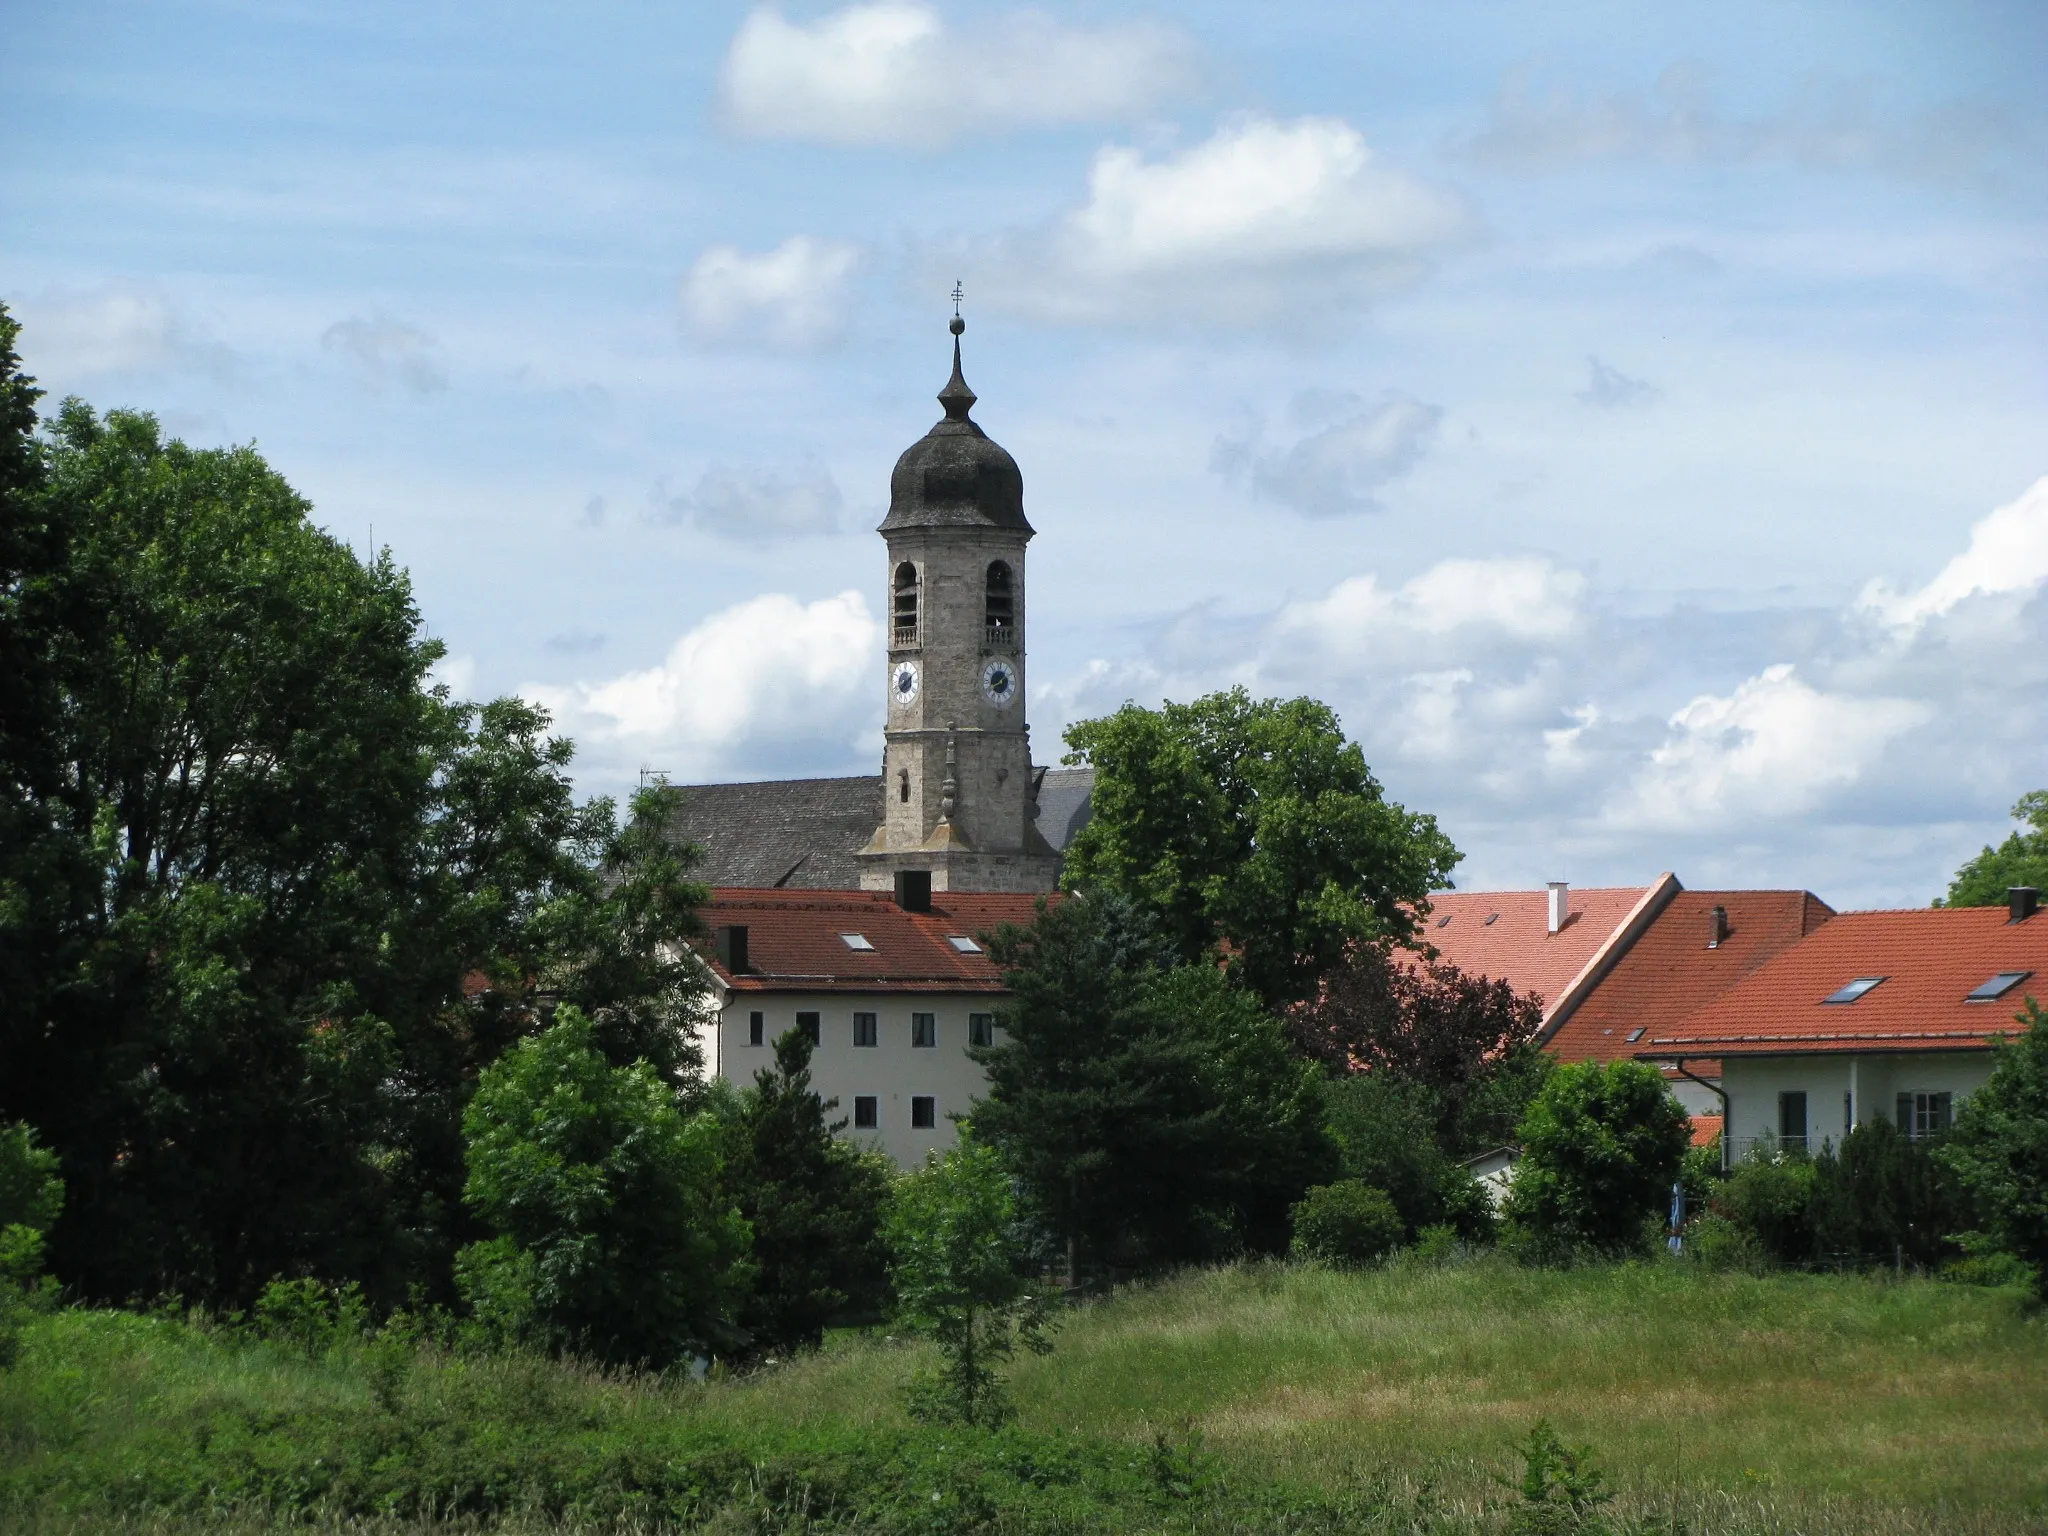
[839,933,874,952]
[1966,970,2032,1003]
[1625,1028,1645,1043]
[947,935,981,954]
[1484,913,1500,926]
[1822,976,1886,1005]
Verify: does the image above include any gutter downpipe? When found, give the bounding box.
[1670,1057,1732,1173]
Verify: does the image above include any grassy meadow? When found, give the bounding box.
[3,1258,2043,1533]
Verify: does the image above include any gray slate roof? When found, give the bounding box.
[671,767,1094,890]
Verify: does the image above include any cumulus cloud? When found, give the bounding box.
[1462,62,2017,186]
[1216,392,1442,515]
[529,591,879,782]
[1577,356,1659,409]
[651,463,845,540]
[322,315,448,394]
[967,116,1470,331]
[1276,557,1587,658]
[680,236,860,349]
[21,283,237,382]
[1613,664,1932,831]
[718,2,1200,148]
[1858,475,2048,631]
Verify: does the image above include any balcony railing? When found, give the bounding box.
[983,623,1018,652]
[893,624,919,650]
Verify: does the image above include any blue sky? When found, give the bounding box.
[5,1,2045,906]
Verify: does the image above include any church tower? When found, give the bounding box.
[857,312,1061,896]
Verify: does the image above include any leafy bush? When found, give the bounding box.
[1944,997,2048,1297]
[1810,1119,1970,1270]
[456,1008,749,1366]
[1681,1212,1768,1273]
[1504,1063,1691,1260]
[1718,1141,1818,1263]
[1320,1072,1497,1240]
[1290,1180,1403,1265]
[1505,1418,1615,1535]
[886,1136,1056,1428]
[1943,1231,2035,1288]
[0,1121,63,1368]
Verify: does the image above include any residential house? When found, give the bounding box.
[1633,889,2046,1166]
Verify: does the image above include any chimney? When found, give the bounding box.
[2011,887,2040,924]
[895,869,933,913]
[1546,881,1569,935]
[1708,905,1729,948]
[714,924,749,974]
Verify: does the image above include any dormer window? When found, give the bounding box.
[893,562,919,647]
[984,561,1016,650]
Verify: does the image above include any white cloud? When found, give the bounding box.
[680,236,860,349]
[970,116,1470,331]
[1217,392,1442,516]
[1277,556,1587,656]
[21,283,237,382]
[321,315,448,394]
[530,591,879,781]
[1462,63,2016,187]
[428,653,477,700]
[1858,475,2048,630]
[718,2,1200,148]
[1613,664,1931,831]
[1578,356,1659,409]
[651,462,845,540]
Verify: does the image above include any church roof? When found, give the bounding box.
[698,888,1049,995]
[670,767,1094,890]
[880,321,1032,536]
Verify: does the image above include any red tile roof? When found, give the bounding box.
[1545,889,1834,1070]
[1689,1114,1724,1148]
[1634,905,2048,1058]
[1416,881,1668,1019]
[697,887,1048,994]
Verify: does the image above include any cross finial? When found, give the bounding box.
[950,281,964,317]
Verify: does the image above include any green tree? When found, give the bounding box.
[457,1009,749,1366]
[1944,999,2048,1295]
[1505,1062,1691,1259]
[1810,1119,1968,1270]
[1061,688,1460,1007]
[1941,793,2048,909]
[718,1027,892,1355]
[884,1136,1054,1428]
[973,895,1334,1277]
[0,1120,63,1369]
[1319,1073,1494,1240]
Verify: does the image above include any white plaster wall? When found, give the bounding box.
[710,990,999,1167]
[1722,1052,1994,1162]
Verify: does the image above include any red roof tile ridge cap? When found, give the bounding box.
[1539,873,1680,1034]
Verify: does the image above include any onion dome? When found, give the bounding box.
[881,315,1032,535]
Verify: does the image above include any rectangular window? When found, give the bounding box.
[1778,1090,1808,1146]
[853,1096,878,1130]
[853,1012,878,1048]
[912,1012,936,1048]
[1896,1091,1953,1138]
[798,1011,820,1047]
[968,1012,995,1048]
[911,1095,936,1130]
[748,1011,764,1047]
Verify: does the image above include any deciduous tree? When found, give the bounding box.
[1505,1062,1691,1259]
[1941,793,2048,909]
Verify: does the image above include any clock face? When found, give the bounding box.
[890,660,920,707]
[980,657,1018,708]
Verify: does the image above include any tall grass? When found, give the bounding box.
[2,1259,2042,1532]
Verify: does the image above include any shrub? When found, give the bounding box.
[1944,997,2048,1297]
[1681,1212,1767,1273]
[1504,1063,1691,1260]
[1717,1142,1817,1264]
[1290,1180,1403,1265]
[1810,1118,1970,1270]
[456,1008,750,1366]
[1320,1072,1497,1240]
[0,1121,63,1369]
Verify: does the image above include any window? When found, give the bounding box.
[840,933,874,951]
[1823,976,1887,1004]
[853,1012,878,1048]
[1484,912,1499,926]
[1966,970,2032,1002]
[853,1096,878,1130]
[748,1011,764,1047]
[1435,915,1451,928]
[947,934,981,953]
[1895,1091,1953,1139]
[1778,1090,1808,1147]
[893,562,919,646]
[898,769,910,804]
[984,561,1015,647]
[969,1012,995,1047]
[797,1011,820,1047]
[912,1012,936,1048]
[910,1096,936,1130]
[1625,1027,1644,1043]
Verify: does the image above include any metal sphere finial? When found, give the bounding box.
[949,314,965,336]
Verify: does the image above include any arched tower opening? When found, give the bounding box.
[984,560,1015,650]
[893,561,919,647]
